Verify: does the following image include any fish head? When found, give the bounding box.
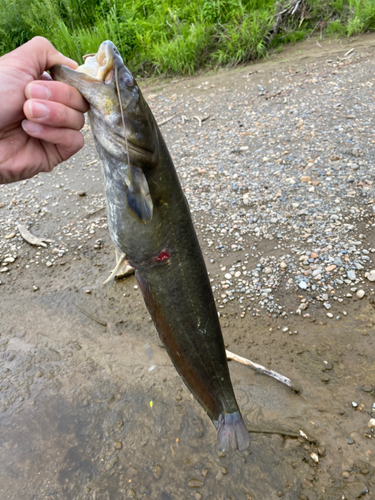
[50,41,158,167]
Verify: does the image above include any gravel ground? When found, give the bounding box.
[0,35,375,499]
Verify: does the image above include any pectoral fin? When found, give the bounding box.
[125,166,153,224]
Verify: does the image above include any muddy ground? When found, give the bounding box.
[1,36,375,500]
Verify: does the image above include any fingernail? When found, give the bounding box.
[29,101,49,119]
[22,120,41,134]
[27,83,51,100]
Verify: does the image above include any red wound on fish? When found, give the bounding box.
[154,250,170,263]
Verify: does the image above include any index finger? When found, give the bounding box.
[12,36,79,79]
[25,80,89,113]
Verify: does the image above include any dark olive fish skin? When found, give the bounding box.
[51,41,250,452]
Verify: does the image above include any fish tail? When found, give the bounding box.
[216,412,250,452]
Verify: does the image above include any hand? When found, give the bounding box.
[0,36,89,184]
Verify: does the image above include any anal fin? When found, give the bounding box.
[103,251,133,284]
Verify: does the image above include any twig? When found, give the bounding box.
[86,206,105,217]
[18,224,52,248]
[226,349,301,393]
[73,303,107,327]
[158,115,175,126]
[193,116,202,127]
[246,426,317,443]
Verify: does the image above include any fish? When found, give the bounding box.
[50,41,250,452]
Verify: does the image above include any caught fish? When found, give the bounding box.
[51,41,250,452]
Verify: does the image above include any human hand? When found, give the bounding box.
[0,36,89,184]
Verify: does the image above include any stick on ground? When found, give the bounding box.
[226,349,300,393]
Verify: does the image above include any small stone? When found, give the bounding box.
[52,248,59,255]
[127,489,136,498]
[114,441,122,450]
[219,466,227,475]
[201,468,209,478]
[298,280,308,290]
[0,267,9,273]
[3,257,15,263]
[317,446,326,457]
[362,385,373,392]
[264,267,272,274]
[352,401,358,408]
[311,252,319,259]
[325,265,336,272]
[323,302,331,310]
[5,233,16,239]
[342,471,350,479]
[346,437,354,445]
[356,290,365,299]
[78,190,86,196]
[153,464,162,479]
[280,262,287,269]
[347,270,356,281]
[321,376,330,383]
[277,492,284,498]
[367,418,375,428]
[188,478,203,488]
[301,176,311,183]
[224,273,232,280]
[46,261,53,267]
[195,493,202,500]
[366,270,375,281]
[310,452,319,463]
[326,313,333,318]
[234,271,241,278]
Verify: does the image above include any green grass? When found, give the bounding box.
[1,0,375,75]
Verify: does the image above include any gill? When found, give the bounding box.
[114,64,131,169]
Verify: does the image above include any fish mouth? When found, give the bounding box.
[76,41,119,84]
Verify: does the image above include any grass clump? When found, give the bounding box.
[1,0,375,76]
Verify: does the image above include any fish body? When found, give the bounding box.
[51,42,250,452]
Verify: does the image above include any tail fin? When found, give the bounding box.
[216,412,250,452]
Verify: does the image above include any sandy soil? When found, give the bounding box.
[1,35,375,500]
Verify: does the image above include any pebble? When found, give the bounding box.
[298,280,308,290]
[367,418,375,428]
[366,270,375,282]
[46,261,53,267]
[347,270,356,281]
[362,385,373,392]
[356,290,365,299]
[188,478,203,488]
[152,464,162,479]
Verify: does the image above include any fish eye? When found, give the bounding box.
[123,74,134,87]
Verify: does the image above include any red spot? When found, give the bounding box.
[154,250,170,263]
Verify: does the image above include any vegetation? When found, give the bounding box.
[1,0,375,75]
